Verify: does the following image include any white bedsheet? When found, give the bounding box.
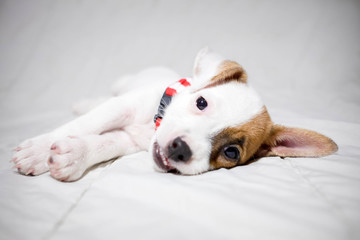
[1,1,359,240]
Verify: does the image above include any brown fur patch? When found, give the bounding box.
[205,61,247,89]
[214,60,247,83]
[210,107,273,170]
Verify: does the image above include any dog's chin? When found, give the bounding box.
[152,142,180,174]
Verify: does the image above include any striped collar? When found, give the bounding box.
[154,78,191,130]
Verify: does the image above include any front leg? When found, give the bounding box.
[47,130,142,181]
[12,89,157,176]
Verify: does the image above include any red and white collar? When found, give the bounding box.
[154,78,191,130]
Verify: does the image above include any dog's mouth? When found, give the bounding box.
[152,142,178,173]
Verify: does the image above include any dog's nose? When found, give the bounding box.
[168,137,192,162]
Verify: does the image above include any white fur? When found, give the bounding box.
[13,68,173,180]
[12,49,264,181]
[150,81,264,175]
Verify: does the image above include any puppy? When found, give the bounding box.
[11,48,338,181]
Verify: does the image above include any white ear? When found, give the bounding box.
[193,47,225,81]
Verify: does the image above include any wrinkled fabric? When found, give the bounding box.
[0,1,359,240]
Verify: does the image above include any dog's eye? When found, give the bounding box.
[196,96,208,110]
[223,146,240,162]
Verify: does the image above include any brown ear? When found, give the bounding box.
[255,125,338,158]
[210,60,247,84]
[193,48,247,87]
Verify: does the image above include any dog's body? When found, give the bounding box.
[12,49,338,181]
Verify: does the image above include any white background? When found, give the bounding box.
[0,1,359,240]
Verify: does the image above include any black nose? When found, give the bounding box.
[168,137,192,162]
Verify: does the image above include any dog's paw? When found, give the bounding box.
[12,134,53,175]
[48,136,89,182]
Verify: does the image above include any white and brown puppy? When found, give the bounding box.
[12,48,338,181]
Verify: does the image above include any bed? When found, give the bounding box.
[0,1,359,239]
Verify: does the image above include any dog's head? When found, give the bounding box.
[150,48,338,175]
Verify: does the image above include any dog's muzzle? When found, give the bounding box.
[152,138,192,173]
[167,137,192,163]
[153,142,174,172]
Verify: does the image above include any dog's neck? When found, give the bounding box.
[154,78,191,130]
